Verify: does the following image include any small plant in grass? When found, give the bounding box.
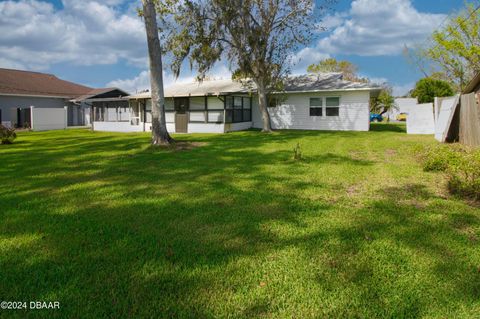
[0,125,17,144]
[293,143,302,161]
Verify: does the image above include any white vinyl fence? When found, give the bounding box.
[31,106,68,131]
[434,95,460,142]
[406,103,435,134]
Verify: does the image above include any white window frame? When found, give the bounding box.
[309,96,340,118]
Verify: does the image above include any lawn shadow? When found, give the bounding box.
[0,129,477,318]
[370,123,406,133]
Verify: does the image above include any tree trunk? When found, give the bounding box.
[143,0,173,145]
[255,79,272,132]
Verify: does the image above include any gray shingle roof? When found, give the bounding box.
[129,73,381,99]
[283,73,381,92]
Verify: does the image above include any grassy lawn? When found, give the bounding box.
[1,124,479,318]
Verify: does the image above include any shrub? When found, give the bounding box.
[422,144,480,200]
[0,125,17,144]
[447,150,480,200]
[422,144,463,172]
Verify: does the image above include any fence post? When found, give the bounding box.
[64,106,68,129]
[30,106,34,130]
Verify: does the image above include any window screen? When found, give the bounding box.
[165,98,174,110]
[326,107,339,116]
[208,111,223,122]
[310,98,322,107]
[234,97,243,109]
[207,97,224,110]
[189,111,205,122]
[309,107,322,116]
[225,96,233,109]
[326,97,340,106]
[190,97,205,110]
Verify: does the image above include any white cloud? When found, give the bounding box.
[289,47,330,74]
[317,0,446,56]
[0,0,146,70]
[392,82,414,97]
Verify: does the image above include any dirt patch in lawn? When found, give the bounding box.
[170,141,207,151]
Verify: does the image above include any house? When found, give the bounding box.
[0,68,129,128]
[92,73,381,133]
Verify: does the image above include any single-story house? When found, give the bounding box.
[92,73,381,133]
[0,68,128,128]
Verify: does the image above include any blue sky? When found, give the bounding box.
[0,0,468,95]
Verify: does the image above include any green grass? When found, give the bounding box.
[0,123,479,318]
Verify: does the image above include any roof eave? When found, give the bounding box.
[275,87,382,94]
[0,92,74,99]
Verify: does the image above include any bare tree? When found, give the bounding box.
[142,0,173,145]
[161,0,334,132]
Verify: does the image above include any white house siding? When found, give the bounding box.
[31,107,67,131]
[188,123,224,133]
[252,91,371,131]
[93,121,144,132]
[226,122,252,132]
[0,95,67,125]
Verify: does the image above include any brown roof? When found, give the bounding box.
[0,68,93,98]
[72,87,129,102]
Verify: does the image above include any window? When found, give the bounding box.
[225,95,252,123]
[190,97,205,110]
[309,97,340,117]
[310,98,322,106]
[165,98,174,111]
[326,97,340,117]
[189,112,205,122]
[207,97,224,110]
[225,96,233,109]
[208,111,223,123]
[234,97,242,109]
[309,97,323,116]
[310,107,323,116]
[326,107,339,116]
[326,97,339,106]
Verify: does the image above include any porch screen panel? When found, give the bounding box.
[145,100,152,123]
[207,97,224,110]
[243,97,251,121]
[208,111,223,123]
[189,112,205,122]
[118,106,129,121]
[106,107,117,121]
[190,97,205,110]
[165,112,175,123]
[165,98,174,111]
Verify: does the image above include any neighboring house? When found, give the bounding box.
[0,68,128,128]
[92,73,381,133]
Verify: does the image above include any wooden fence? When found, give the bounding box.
[459,93,480,147]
